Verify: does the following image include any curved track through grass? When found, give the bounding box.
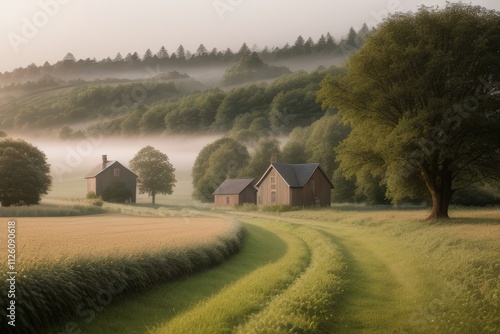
[61,210,500,333]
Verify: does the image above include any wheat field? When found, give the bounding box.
[1,214,234,263]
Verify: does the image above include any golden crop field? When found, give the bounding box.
[1,214,235,263]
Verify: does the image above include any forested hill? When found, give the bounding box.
[0,25,372,85]
[0,67,345,138]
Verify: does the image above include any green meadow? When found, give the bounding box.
[38,207,500,334]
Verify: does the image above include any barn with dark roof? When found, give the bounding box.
[255,163,333,206]
[85,155,138,203]
[213,178,257,206]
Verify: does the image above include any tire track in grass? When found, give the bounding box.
[150,219,312,334]
[270,214,448,333]
[235,224,347,333]
[235,212,447,333]
[319,226,447,333]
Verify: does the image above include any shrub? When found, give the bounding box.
[86,191,98,199]
[86,191,104,206]
[261,205,302,213]
[234,203,258,211]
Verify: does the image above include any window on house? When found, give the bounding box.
[271,176,276,190]
[114,168,120,177]
[226,197,230,204]
[271,191,276,204]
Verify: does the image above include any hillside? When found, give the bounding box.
[0,67,344,137]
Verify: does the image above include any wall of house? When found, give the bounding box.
[87,178,97,194]
[214,194,240,206]
[94,162,137,203]
[239,186,257,204]
[290,168,331,206]
[257,168,290,205]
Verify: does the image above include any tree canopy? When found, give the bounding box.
[192,138,250,202]
[318,3,500,219]
[0,138,52,207]
[129,146,176,204]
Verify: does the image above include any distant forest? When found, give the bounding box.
[0,24,372,85]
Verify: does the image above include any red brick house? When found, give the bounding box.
[255,163,333,206]
[85,155,138,203]
[213,178,257,206]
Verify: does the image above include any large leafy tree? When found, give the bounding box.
[129,146,176,205]
[192,138,250,202]
[318,4,500,219]
[241,137,282,178]
[0,139,52,207]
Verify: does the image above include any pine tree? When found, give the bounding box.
[157,46,168,59]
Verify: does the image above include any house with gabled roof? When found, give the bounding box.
[85,155,138,203]
[255,163,334,206]
[213,178,257,206]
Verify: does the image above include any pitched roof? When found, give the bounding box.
[85,160,138,178]
[213,178,256,195]
[255,163,334,188]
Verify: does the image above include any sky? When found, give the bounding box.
[1,0,499,73]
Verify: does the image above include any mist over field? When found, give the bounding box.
[21,135,222,202]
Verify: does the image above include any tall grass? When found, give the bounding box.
[151,220,312,334]
[282,208,500,333]
[0,223,244,334]
[236,225,346,333]
[0,204,104,217]
[151,219,347,334]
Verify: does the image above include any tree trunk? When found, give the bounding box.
[152,193,156,205]
[427,187,453,220]
[421,163,454,220]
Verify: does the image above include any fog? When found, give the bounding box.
[15,134,222,203]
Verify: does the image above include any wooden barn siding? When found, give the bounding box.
[290,168,332,206]
[239,186,257,204]
[87,178,97,194]
[258,169,291,205]
[214,194,239,206]
[94,162,137,202]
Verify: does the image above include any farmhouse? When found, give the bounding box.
[213,178,257,206]
[85,155,138,203]
[255,163,333,206]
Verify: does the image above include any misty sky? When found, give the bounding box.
[1,0,499,73]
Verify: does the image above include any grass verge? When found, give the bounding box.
[150,220,312,334]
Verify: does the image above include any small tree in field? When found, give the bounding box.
[129,146,176,205]
[0,139,52,207]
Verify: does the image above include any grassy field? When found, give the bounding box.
[56,207,500,333]
[0,214,244,333]
[0,198,105,217]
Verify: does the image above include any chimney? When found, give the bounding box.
[102,155,108,169]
